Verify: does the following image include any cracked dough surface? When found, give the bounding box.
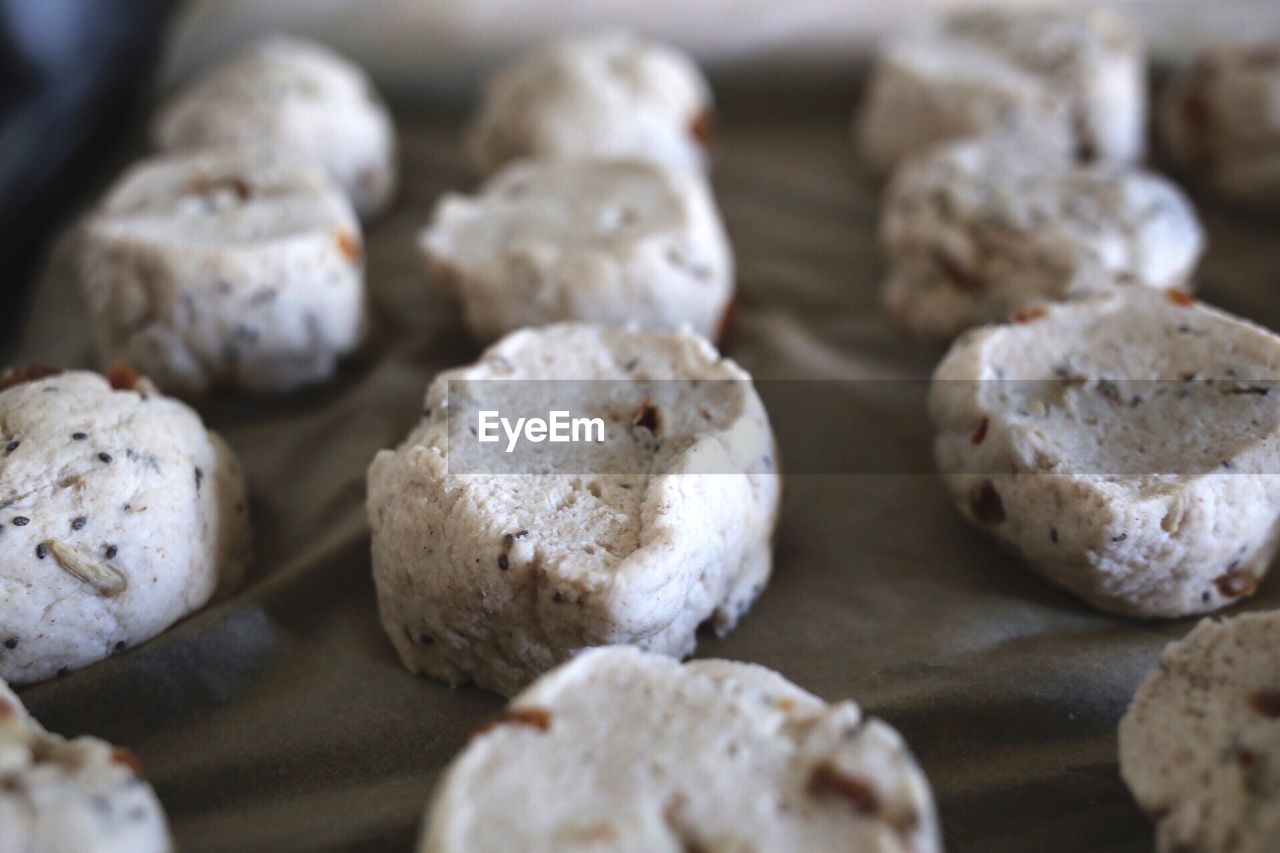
[930,288,1280,618]
[367,323,779,696]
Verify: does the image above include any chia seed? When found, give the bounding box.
[12,516,29,526]
[71,516,86,531]
[35,543,46,559]
[98,453,112,463]
[105,545,118,559]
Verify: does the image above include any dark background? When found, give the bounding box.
[0,0,172,354]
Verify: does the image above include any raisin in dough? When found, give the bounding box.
[0,678,171,853]
[420,646,940,853]
[1161,44,1280,210]
[1120,612,1280,852]
[881,135,1204,341]
[419,158,733,344]
[858,7,1144,172]
[0,368,250,684]
[929,289,1280,618]
[79,148,366,396]
[468,32,712,177]
[152,36,395,219]
[367,324,779,696]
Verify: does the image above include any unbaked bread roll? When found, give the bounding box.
[468,31,712,176]
[881,135,1203,341]
[153,35,396,219]
[367,323,778,696]
[859,7,1144,172]
[80,148,366,396]
[930,289,1280,618]
[0,677,171,853]
[1161,43,1280,210]
[0,367,250,684]
[1120,611,1280,852]
[420,157,733,344]
[421,646,941,853]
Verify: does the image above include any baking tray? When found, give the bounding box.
[10,82,1280,852]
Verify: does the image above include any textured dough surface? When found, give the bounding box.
[881,135,1203,340]
[367,324,779,696]
[420,158,733,343]
[929,289,1280,618]
[152,35,396,219]
[0,369,250,684]
[468,31,711,176]
[859,7,1144,171]
[80,148,366,396]
[1119,612,1280,852]
[1160,44,1280,210]
[421,646,941,853]
[0,678,171,853]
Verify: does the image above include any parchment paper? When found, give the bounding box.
[10,78,1280,853]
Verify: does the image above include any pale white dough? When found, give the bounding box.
[930,289,1280,618]
[420,157,734,344]
[367,324,779,696]
[421,646,941,853]
[468,31,712,176]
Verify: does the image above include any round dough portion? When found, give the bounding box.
[0,678,171,853]
[367,324,779,697]
[1120,612,1280,852]
[80,148,366,396]
[929,288,1280,618]
[1160,44,1280,210]
[420,158,733,344]
[468,31,712,176]
[859,7,1144,172]
[152,36,396,219]
[881,135,1204,341]
[421,646,940,853]
[0,368,250,684]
